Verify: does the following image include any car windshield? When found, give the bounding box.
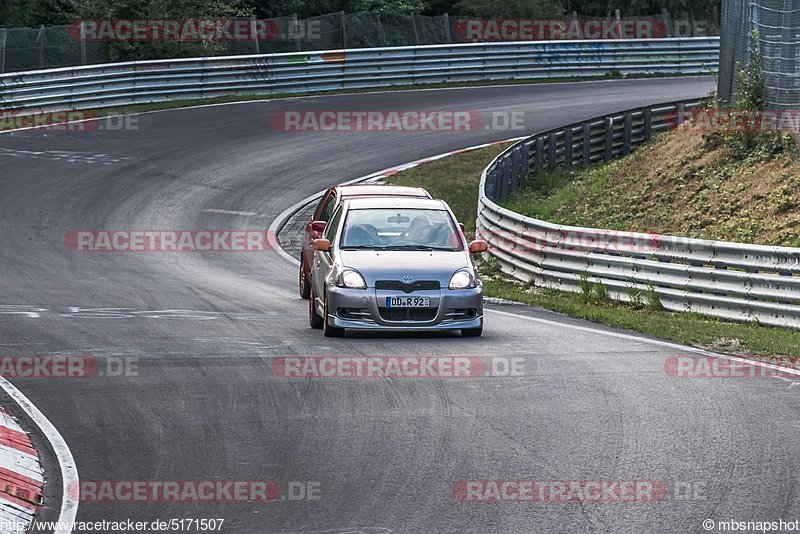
[340,208,463,251]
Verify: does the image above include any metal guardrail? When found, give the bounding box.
[0,38,718,112]
[477,100,800,329]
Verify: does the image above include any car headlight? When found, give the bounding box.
[335,269,367,289]
[449,269,476,290]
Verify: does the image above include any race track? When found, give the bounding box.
[3,77,798,534]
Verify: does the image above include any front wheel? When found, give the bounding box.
[299,255,310,299]
[323,292,345,338]
[461,326,483,337]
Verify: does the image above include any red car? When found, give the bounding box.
[299,184,431,298]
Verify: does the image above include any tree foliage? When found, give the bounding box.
[1,0,722,27]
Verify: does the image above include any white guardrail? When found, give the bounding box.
[0,37,718,111]
[476,100,800,329]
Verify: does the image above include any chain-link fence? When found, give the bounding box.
[0,10,713,74]
[719,0,800,110]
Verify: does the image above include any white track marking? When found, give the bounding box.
[486,308,800,378]
[0,376,78,533]
[202,208,257,216]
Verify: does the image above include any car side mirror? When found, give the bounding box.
[312,238,331,252]
[458,223,466,233]
[309,221,326,234]
[469,240,489,253]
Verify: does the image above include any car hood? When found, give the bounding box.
[337,250,472,286]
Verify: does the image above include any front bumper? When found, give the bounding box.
[325,285,483,331]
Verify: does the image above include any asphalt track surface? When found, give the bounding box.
[3,77,799,534]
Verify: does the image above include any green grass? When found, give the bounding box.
[485,278,800,358]
[386,142,800,361]
[501,129,800,246]
[388,142,515,233]
[502,162,629,229]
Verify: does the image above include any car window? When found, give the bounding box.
[340,208,463,251]
[318,192,337,222]
[324,205,344,241]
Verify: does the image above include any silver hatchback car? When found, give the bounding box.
[308,197,488,337]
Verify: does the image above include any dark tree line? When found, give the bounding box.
[0,0,721,28]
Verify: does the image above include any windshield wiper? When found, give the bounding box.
[382,245,454,251]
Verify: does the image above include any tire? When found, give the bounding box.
[299,254,310,299]
[309,287,323,329]
[461,326,483,338]
[322,292,345,338]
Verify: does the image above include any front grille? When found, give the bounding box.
[376,280,441,293]
[378,307,437,322]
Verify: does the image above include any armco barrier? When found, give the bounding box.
[477,100,800,329]
[0,38,718,112]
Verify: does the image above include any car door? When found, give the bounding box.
[312,204,344,310]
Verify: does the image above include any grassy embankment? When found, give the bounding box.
[388,127,800,360]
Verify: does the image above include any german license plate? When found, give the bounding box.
[386,296,430,308]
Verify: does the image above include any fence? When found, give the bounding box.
[718,0,800,110]
[477,100,800,329]
[0,10,716,74]
[0,38,719,113]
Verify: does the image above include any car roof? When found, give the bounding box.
[344,197,449,210]
[336,184,430,198]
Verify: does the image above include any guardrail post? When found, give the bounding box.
[0,29,6,74]
[498,156,511,201]
[37,25,45,69]
[535,137,544,172]
[410,13,420,45]
[520,141,533,186]
[622,112,633,155]
[485,168,497,201]
[442,14,452,43]
[79,21,87,65]
[582,123,591,165]
[509,148,521,194]
[676,102,686,126]
[564,127,573,168]
[547,132,557,166]
[250,16,260,54]
[291,14,301,51]
[340,11,347,48]
[603,117,614,161]
[374,13,386,46]
[643,108,652,140]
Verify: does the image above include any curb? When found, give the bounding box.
[0,406,44,532]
